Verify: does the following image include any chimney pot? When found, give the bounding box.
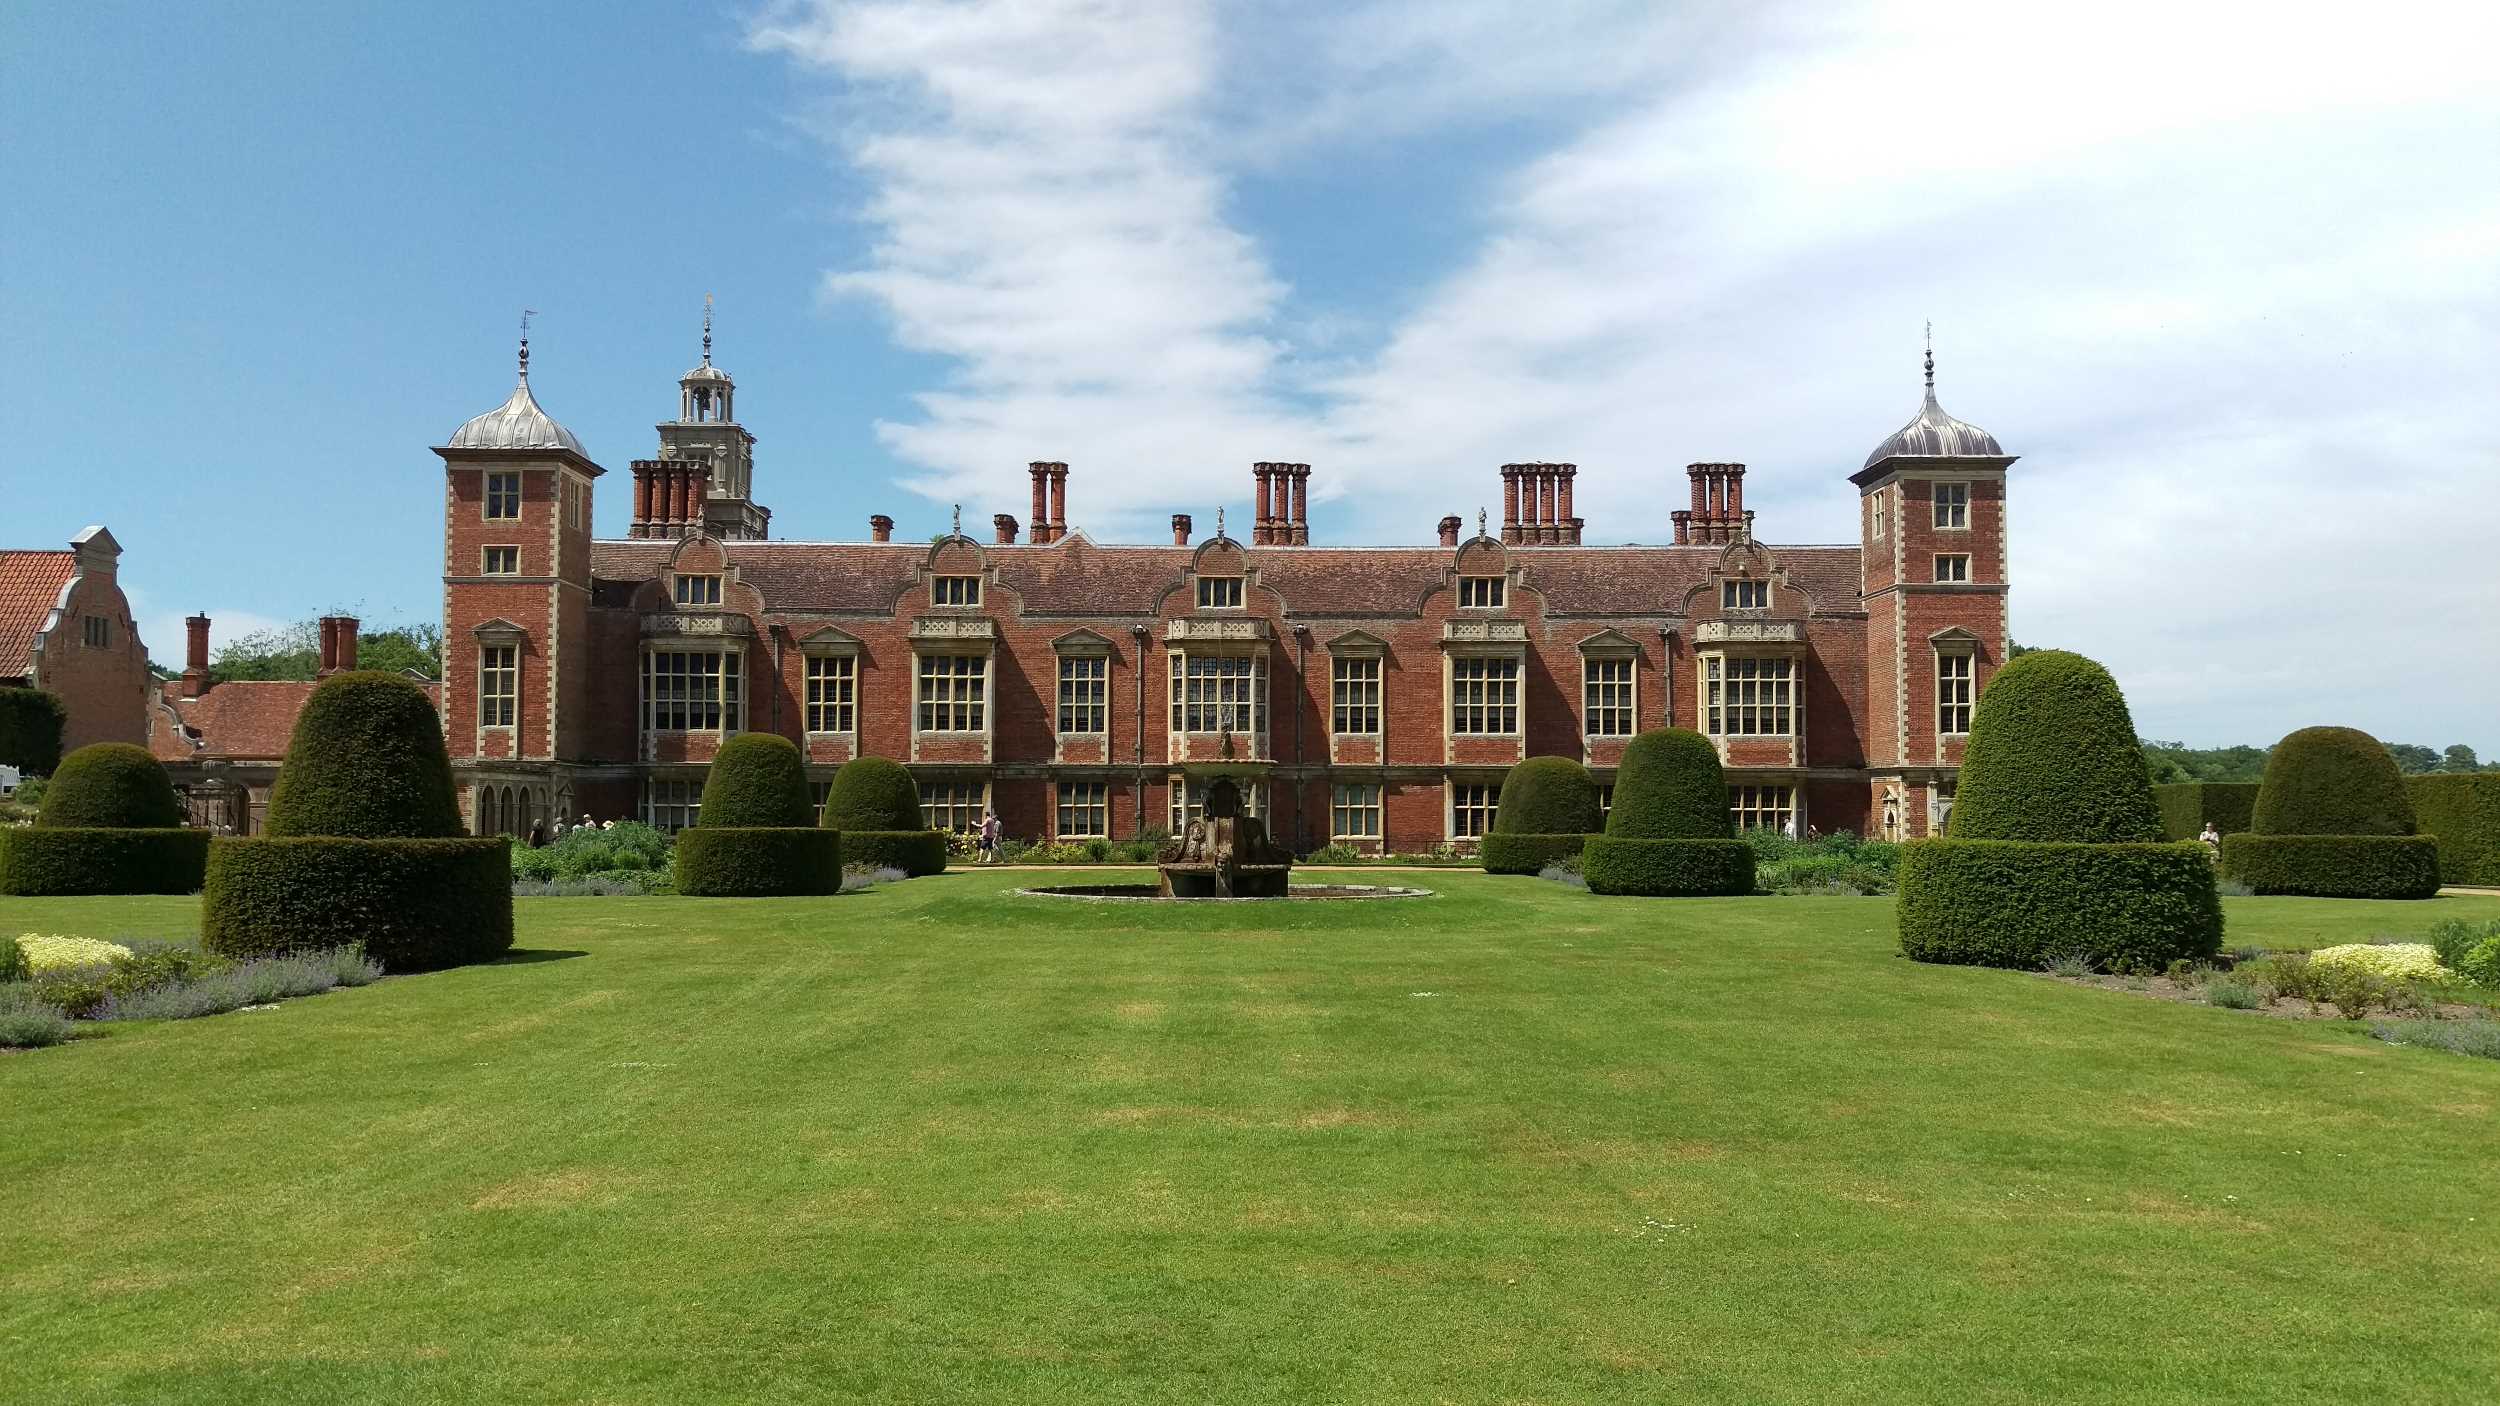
[1171,513,1193,546]
[869,514,894,543]
[993,513,1019,545]
[1438,515,1462,547]
[318,615,359,676]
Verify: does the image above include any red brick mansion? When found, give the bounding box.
[434,330,2012,852]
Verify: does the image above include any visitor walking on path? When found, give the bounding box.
[979,810,1002,864]
[526,819,546,849]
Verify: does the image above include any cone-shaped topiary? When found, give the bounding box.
[697,733,814,828]
[2249,726,2418,837]
[1582,729,1754,895]
[37,743,183,829]
[0,742,207,895]
[1482,756,1602,874]
[820,754,947,876]
[1945,650,2162,843]
[1901,650,2222,968]
[262,672,461,838]
[1603,729,1736,840]
[823,756,925,830]
[2220,725,2440,898]
[205,671,509,968]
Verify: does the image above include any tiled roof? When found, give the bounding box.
[0,550,78,679]
[588,537,1868,618]
[151,678,443,763]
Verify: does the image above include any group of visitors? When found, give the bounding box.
[522,813,618,849]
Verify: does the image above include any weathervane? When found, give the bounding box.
[702,293,714,366]
[1923,319,1934,391]
[519,308,537,379]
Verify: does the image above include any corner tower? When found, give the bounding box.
[1853,333,2015,839]
[656,299,770,540]
[434,321,603,829]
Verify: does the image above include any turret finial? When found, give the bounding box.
[519,308,536,381]
[1923,320,1934,394]
[1477,506,1487,539]
[702,294,714,367]
[1216,506,1226,539]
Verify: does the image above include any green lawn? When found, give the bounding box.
[4,876,2497,1404]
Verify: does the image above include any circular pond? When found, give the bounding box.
[1016,882,1433,902]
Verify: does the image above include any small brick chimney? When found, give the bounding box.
[630,459,712,538]
[317,615,359,676]
[1027,462,1070,543]
[1438,515,1462,547]
[1682,463,1752,544]
[181,613,212,697]
[1251,463,1312,545]
[1171,513,1193,546]
[993,513,1019,545]
[869,514,894,543]
[1499,463,1581,545]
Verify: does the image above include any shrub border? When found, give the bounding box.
[0,827,208,896]
[837,829,948,877]
[2407,774,2500,886]
[1480,832,1591,876]
[2151,782,2261,842]
[1897,838,2223,970]
[1581,836,1754,896]
[2219,833,2442,899]
[203,836,513,972]
[674,827,845,897]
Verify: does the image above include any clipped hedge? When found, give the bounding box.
[0,687,67,776]
[202,837,512,971]
[2249,726,2417,837]
[0,827,208,896]
[1605,729,1733,840]
[2407,773,2500,886]
[37,743,184,828]
[699,733,813,828]
[2151,782,2261,841]
[823,756,925,831]
[1493,757,1602,836]
[1947,651,2163,843]
[2219,833,2441,900]
[840,828,948,877]
[264,672,462,838]
[1481,831,1593,876]
[1897,839,2224,970]
[674,827,844,897]
[1583,837,1756,896]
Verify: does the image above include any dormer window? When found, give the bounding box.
[484,472,521,520]
[1457,576,1506,609]
[1196,576,1244,609]
[1722,580,1769,610]
[933,575,982,608]
[674,574,722,606]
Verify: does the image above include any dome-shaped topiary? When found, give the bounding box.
[1603,729,1733,839]
[37,743,183,829]
[822,756,924,831]
[1946,650,2162,844]
[697,733,814,829]
[1493,756,1601,836]
[263,672,461,839]
[2250,726,2418,836]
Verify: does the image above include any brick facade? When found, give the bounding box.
[0,527,150,757]
[433,346,2018,851]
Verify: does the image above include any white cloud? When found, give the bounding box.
[755,0,2500,749]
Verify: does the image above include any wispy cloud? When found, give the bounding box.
[753,0,2500,748]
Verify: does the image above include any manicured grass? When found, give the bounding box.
[4,878,2497,1404]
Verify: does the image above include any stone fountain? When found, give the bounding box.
[1157,774,1293,899]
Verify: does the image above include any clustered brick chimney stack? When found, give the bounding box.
[993,514,1019,544]
[179,613,213,698]
[869,514,894,543]
[1171,513,1193,546]
[1672,463,1752,544]
[1026,462,1070,544]
[316,615,360,677]
[1499,463,1582,545]
[1252,463,1311,545]
[628,459,713,538]
[1438,514,1463,547]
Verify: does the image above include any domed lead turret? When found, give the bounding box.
[1861,339,2003,470]
[446,325,584,454]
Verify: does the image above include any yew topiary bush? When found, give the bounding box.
[2407,773,2500,886]
[1582,729,1753,896]
[0,687,67,777]
[0,743,205,895]
[676,734,843,896]
[204,671,510,969]
[2151,782,2261,842]
[1900,650,2221,969]
[821,755,946,877]
[2222,726,2440,899]
[38,743,184,829]
[699,734,813,828]
[1483,756,1601,875]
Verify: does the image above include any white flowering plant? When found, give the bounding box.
[2306,943,2450,982]
[17,934,134,973]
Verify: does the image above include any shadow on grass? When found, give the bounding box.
[493,949,590,965]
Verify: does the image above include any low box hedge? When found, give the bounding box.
[674,827,844,897]
[0,827,209,896]
[838,829,947,877]
[1897,839,2223,971]
[2219,833,2442,899]
[1481,832,1591,875]
[1582,836,1755,896]
[2407,774,2500,886]
[2151,782,2261,841]
[203,836,513,971]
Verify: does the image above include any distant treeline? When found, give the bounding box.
[2141,738,2492,784]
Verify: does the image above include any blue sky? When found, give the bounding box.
[6,0,2496,753]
